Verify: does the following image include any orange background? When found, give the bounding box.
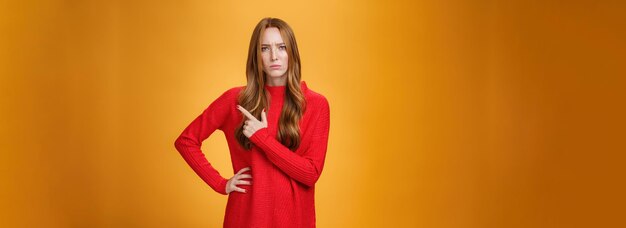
[1,0,625,227]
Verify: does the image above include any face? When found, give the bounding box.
[260,27,289,79]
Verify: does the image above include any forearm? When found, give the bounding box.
[175,137,229,195]
[249,128,324,187]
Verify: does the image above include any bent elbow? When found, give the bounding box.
[301,170,322,188]
[174,135,187,152]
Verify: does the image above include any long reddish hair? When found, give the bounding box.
[235,17,306,151]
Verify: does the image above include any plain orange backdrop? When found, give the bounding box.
[1,0,625,227]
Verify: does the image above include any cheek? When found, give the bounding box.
[280,52,289,62]
[261,53,270,67]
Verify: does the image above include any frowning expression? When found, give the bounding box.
[261,27,289,79]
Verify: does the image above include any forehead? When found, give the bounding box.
[262,27,284,44]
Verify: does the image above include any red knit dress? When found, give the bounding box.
[174,81,330,227]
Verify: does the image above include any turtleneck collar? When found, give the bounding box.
[264,81,308,95]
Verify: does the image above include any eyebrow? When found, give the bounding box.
[261,43,286,46]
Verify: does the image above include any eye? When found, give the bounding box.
[279,45,287,50]
[261,47,269,52]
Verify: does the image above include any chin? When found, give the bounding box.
[268,71,287,78]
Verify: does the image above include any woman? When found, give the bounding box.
[174,17,330,227]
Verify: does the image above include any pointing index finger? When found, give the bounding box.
[237,105,258,121]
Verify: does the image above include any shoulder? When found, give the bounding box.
[223,86,244,98]
[204,86,243,112]
[213,86,243,102]
[303,86,329,111]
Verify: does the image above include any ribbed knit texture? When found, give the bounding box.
[174,81,330,227]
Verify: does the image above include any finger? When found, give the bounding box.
[233,186,246,193]
[238,105,256,120]
[238,174,252,179]
[236,167,251,175]
[261,109,267,123]
[237,180,252,185]
[237,105,258,121]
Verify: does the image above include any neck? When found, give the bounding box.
[266,75,287,86]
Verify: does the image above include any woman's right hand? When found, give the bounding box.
[226,167,252,194]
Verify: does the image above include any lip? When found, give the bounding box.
[269,64,281,69]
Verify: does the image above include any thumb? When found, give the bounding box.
[261,109,267,123]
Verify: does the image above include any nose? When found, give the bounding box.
[270,47,278,61]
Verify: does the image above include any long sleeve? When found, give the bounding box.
[174,89,235,195]
[249,97,330,187]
